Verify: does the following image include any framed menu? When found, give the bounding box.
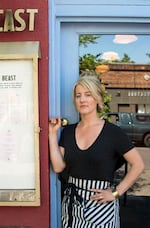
[0,42,40,206]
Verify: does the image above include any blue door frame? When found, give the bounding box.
[49,1,150,227]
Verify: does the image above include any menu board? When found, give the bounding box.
[0,59,35,189]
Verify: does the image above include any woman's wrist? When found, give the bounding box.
[49,131,58,137]
[112,188,120,199]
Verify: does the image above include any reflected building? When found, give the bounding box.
[97,63,150,113]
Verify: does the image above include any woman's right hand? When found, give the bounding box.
[49,117,61,135]
[49,117,66,173]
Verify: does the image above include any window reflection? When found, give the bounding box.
[79,34,150,137]
[79,34,150,197]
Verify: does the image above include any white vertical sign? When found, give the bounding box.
[0,59,35,189]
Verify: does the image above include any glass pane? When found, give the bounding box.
[79,34,150,146]
[79,34,150,197]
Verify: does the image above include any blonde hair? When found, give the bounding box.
[73,72,104,112]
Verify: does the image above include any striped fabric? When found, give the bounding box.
[62,176,120,228]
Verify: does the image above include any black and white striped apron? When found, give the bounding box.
[62,176,120,228]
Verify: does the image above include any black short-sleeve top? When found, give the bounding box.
[59,121,134,182]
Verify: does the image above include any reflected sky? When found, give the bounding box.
[79,35,150,64]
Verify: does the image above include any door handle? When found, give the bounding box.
[61,118,69,126]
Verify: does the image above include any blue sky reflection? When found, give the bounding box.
[79,35,150,64]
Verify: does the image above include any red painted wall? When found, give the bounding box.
[0,1,49,227]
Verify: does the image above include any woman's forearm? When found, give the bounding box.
[116,159,144,196]
[49,134,66,173]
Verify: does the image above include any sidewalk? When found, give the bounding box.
[115,147,150,227]
[120,195,150,228]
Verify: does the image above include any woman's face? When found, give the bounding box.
[74,84,98,115]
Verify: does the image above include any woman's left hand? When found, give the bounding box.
[90,188,115,204]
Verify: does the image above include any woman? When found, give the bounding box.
[49,74,144,228]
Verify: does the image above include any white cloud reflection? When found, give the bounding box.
[113,35,138,44]
[102,51,120,61]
